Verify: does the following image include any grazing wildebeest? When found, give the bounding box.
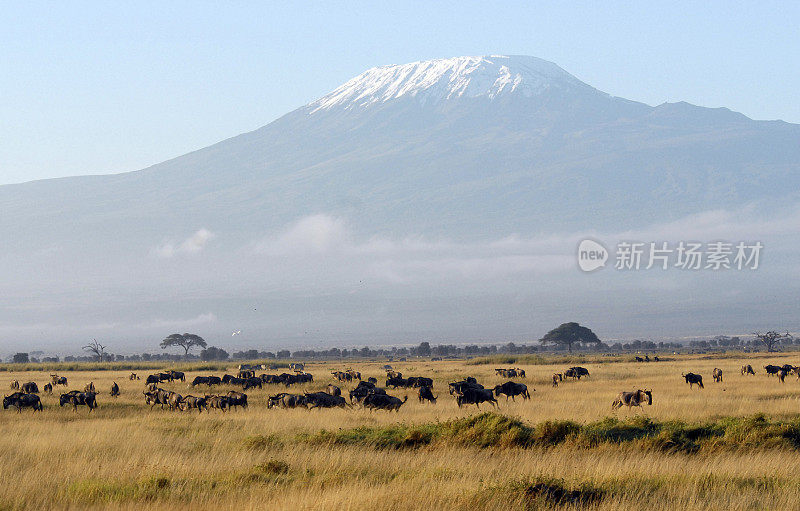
[9,380,19,390]
[3,392,43,412]
[780,364,797,375]
[564,367,590,380]
[653,356,660,362]
[84,382,95,393]
[456,387,498,408]
[110,382,120,397]
[778,369,788,383]
[180,395,207,413]
[741,364,755,376]
[346,369,361,381]
[367,377,378,385]
[167,392,183,411]
[168,370,185,382]
[611,389,652,410]
[386,370,402,379]
[552,374,561,387]
[43,383,53,394]
[267,393,306,409]
[635,356,644,362]
[326,384,341,397]
[146,374,160,385]
[349,382,386,404]
[129,373,140,381]
[225,391,248,410]
[157,372,174,383]
[332,371,352,382]
[237,369,256,379]
[495,368,520,378]
[765,365,781,376]
[493,381,531,401]
[51,374,68,386]
[363,393,407,412]
[712,368,723,383]
[20,382,39,394]
[289,363,305,372]
[60,391,97,412]
[682,372,704,389]
[418,385,437,403]
[143,388,171,409]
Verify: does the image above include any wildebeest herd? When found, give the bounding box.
[4,361,800,415]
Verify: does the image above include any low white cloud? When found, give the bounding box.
[148,312,217,329]
[154,228,215,258]
[256,214,348,255]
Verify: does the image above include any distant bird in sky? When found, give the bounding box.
[232,330,241,337]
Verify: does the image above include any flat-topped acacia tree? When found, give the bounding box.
[160,333,208,357]
[539,322,601,353]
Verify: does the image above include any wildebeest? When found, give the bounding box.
[331,371,353,382]
[225,391,248,410]
[407,376,433,388]
[741,364,755,376]
[304,391,348,409]
[84,382,96,393]
[367,377,377,385]
[9,380,19,390]
[417,385,437,403]
[145,374,160,385]
[682,372,704,389]
[712,368,723,383]
[289,362,304,372]
[191,376,221,387]
[552,374,562,387]
[43,383,53,394]
[60,391,97,412]
[456,387,498,408]
[611,389,652,410]
[3,392,43,412]
[386,376,410,388]
[20,382,39,394]
[205,395,229,412]
[110,382,120,397]
[386,370,402,379]
[493,381,531,401]
[326,384,341,397]
[765,364,781,376]
[51,374,68,386]
[237,369,255,379]
[564,367,590,380]
[129,373,140,381]
[267,393,305,409]
[448,379,484,396]
[180,395,207,413]
[167,392,183,411]
[143,388,171,409]
[242,377,263,390]
[778,369,788,383]
[363,393,407,412]
[168,370,185,382]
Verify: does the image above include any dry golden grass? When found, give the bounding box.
[3,353,800,510]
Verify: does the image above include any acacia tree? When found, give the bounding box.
[753,331,792,352]
[540,322,601,353]
[83,339,107,362]
[160,333,208,357]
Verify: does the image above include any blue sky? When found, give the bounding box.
[1,1,798,185]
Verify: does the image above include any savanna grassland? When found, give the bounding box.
[3,353,800,510]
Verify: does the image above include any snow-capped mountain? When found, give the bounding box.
[309,55,595,111]
[1,55,799,350]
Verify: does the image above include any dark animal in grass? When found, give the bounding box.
[304,391,348,409]
[84,382,95,393]
[43,383,53,394]
[267,393,306,409]
[51,374,68,386]
[564,367,590,380]
[778,369,788,383]
[712,368,723,383]
[225,391,248,410]
[60,391,97,412]
[612,389,652,410]
[493,381,531,401]
[326,384,341,397]
[9,380,19,390]
[204,395,229,412]
[180,395,207,413]
[20,382,39,394]
[417,385,437,403]
[129,373,140,381]
[764,365,781,376]
[741,364,755,376]
[168,370,185,382]
[367,377,378,385]
[363,393,407,412]
[3,392,43,412]
[456,387,498,408]
[110,382,120,397]
[682,372,704,389]
[242,377,263,391]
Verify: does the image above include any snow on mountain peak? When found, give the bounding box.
[309,55,588,113]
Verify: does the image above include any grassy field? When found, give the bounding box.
[3,353,800,510]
